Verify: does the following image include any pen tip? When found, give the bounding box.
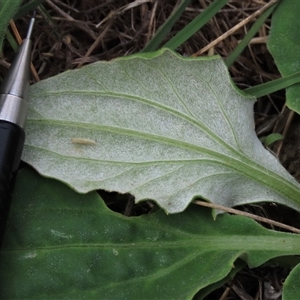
[26,10,36,40]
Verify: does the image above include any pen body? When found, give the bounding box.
[0,120,25,243]
[0,13,34,247]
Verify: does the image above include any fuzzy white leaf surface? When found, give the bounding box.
[23,49,300,213]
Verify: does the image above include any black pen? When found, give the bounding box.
[0,12,35,247]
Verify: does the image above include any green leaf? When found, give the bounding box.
[283,263,300,300]
[194,259,246,299]
[268,0,300,113]
[261,133,283,147]
[1,167,300,299]
[24,49,300,214]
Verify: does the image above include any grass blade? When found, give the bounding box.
[0,0,23,50]
[245,71,300,98]
[163,0,229,50]
[142,0,192,52]
[14,0,45,19]
[4,30,18,52]
[225,3,277,67]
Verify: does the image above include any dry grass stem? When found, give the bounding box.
[276,110,295,157]
[46,0,97,40]
[95,0,153,28]
[194,200,300,234]
[248,36,268,44]
[146,0,158,44]
[9,19,22,44]
[77,20,114,68]
[192,0,278,56]
[9,19,39,82]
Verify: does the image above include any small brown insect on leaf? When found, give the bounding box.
[71,138,97,145]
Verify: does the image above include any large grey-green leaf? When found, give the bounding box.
[1,167,300,299]
[23,49,300,213]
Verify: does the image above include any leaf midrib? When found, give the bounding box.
[28,89,300,205]
[30,89,243,156]
[3,235,298,252]
[26,116,300,206]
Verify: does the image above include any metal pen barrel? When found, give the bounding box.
[0,13,35,247]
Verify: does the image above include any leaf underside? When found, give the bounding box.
[24,49,300,213]
[1,168,300,299]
